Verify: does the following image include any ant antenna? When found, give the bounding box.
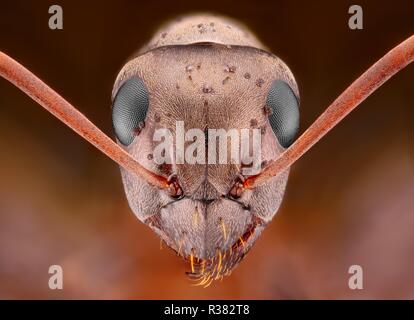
[245,35,414,188]
[0,51,169,189]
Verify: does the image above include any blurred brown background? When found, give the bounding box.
[0,0,413,299]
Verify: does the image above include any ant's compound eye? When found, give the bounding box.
[112,77,149,146]
[266,80,300,148]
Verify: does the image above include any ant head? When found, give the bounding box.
[110,44,300,278]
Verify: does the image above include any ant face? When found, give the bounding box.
[111,45,299,280]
